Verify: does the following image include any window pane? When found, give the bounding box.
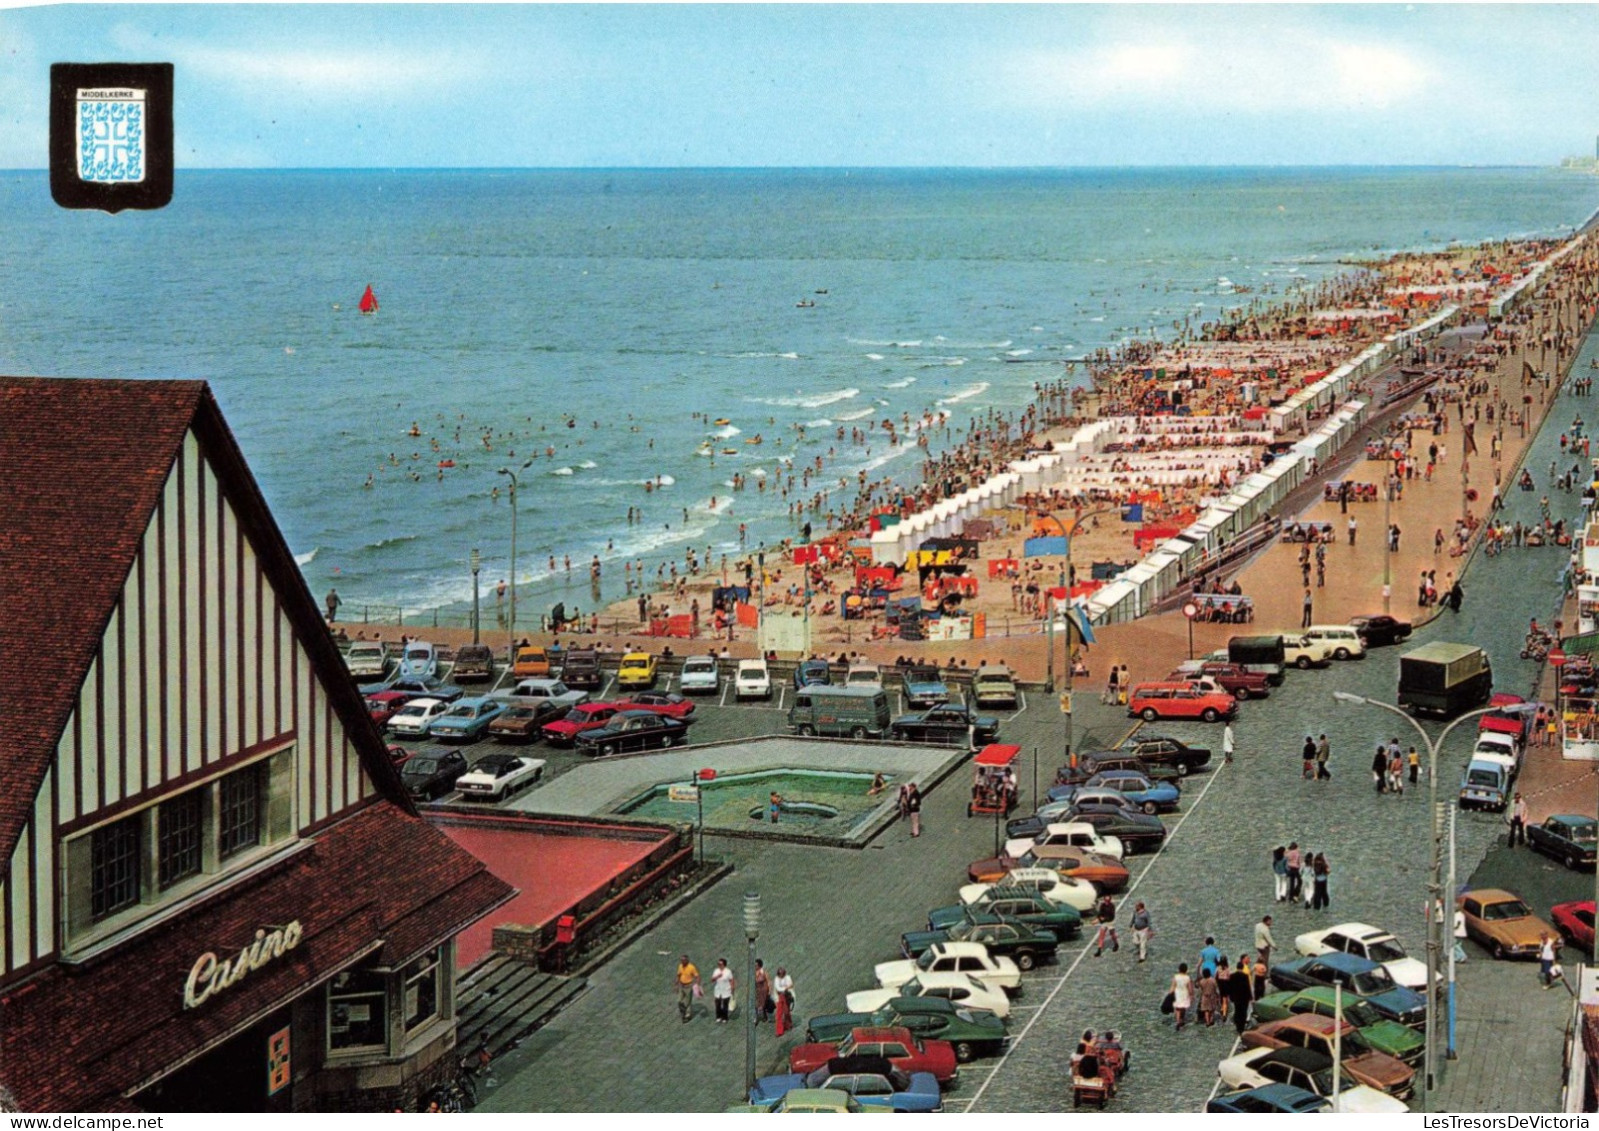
[91,816,142,918]
[158,791,203,889]
[219,763,264,859]
[404,949,441,1030]
[329,963,389,1052]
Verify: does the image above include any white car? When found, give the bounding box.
[1003,821,1123,861]
[1303,624,1367,661]
[845,971,1011,1018]
[398,640,439,679]
[734,659,773,700]
[454,753,547,801]
[959,868,1098,913]
[509,678,590,709]
[1293,922,1430,991]
[344,640,390,679]
[388,697,450,737]
[1279,634,1336,670]
[1217,1047,1408,1113]
[874,941,1020,995]
[845,663,883,689]
[678,654,721,695]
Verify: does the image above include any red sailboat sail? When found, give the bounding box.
[358,285,379,314]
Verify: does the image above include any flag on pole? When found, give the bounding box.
[1462,421,1478,456]
[1065,603,1097,646]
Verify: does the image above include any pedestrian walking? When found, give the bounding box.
[1226,955,1254,1034]
[710,957,736,1023]
[1199,936,1222,978]
[675,954,701,1023]
[1540,935,1559,988]
[1092,894,1120,955]
[1509,792,1528,847]
[1272,846,1289,902]
[1118,664,1130,705]
[1301,587,1313,629]
[1388,749,1405,794]
[1254,915,1275,968]
[1453,909,1469,964]
[906,783,922,837]
[1131,901,1152,962]
[1104,664,1120,706]
[1300,736,1316,780]
[773,967,795,1035]
[325,587,341,623]
[1251,953,1268,1000]
[1285,843,1302,903]
[754,959,772,1023]
[1372,744,1388,793]
[1347,516,1358,546]
[1171,963,1194,1031]
[1198,967,1220,1027]
[1310,854,1331,911]
[1214,957,1232,1024]
[1315,734,1330,781]
[1223,722,1235,765]
[1408,746,1421,785]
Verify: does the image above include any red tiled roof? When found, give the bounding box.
[0,804,514,1112]
[0,377,414,865]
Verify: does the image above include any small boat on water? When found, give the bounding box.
[796,299,816,308]
[746,435,763,445]
[359,284,379,315]
[713,418,732,426]
[721,448,739,455]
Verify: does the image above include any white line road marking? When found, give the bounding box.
[1203,1036,1243,1110]
[963,756,1233,1111]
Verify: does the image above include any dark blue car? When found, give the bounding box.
[1268,952,1427,1028]
[748,1055,942,1113]
[1207,1083,1330,1113]
[794,658,832,689]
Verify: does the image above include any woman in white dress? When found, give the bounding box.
[1171,962,1194,1031]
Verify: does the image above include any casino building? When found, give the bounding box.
[0,378,514,1111]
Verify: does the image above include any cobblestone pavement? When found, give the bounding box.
[477,354,1598,1113]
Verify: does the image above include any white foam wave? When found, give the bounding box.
[1006,349,1034,357]
[919,357,966,367]
[937,382,991,407]
[655,474,676,486]
[864,353,885,361]
[731,351,802,360]
[550,466,575,476]
[882,377,917,389]
[713,424,742,439]
[294,547,319,566]
[836,408,875,421]
[804,419,832,429]
[578,459,597,469]
[362,534,419,551]
[749,387,860,409]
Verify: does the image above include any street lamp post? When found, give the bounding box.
[470,548,482,646]
[1039,507,1115,764]
[743,892,762,1100]
[496,459,534,659]
[1332,693,1537,1105]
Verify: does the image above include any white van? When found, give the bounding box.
[1303,624,1366,661]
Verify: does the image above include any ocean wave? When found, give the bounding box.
[578,459,597,469]
[918,357,967,368]
[294,546,319,566]
[654,474,676,487]
[933,337,1012,349]
[748,387,860,409]
[361,533,419,552]
[550,466,575,476]
[937,382,991,407]
[803,418,832,429]
[836,408,875,421]
[712,424,742,439]
[882,377,917,389]
[864,353,885,361]
[1005,349,1034,357]
[730,351,801,360]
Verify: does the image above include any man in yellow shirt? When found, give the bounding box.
[676,954,701,1022]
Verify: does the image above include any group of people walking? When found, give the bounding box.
[1166,914,1279,1033]
[1271,844,1332,911]
[675,954,796,1032]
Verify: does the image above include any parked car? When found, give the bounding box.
[734,659,772,700]
[1167,660,1271,700]
[1241,1015,1413,1098]
[621,690,696,718]
[397,640,439,680]
[725,1089,869,1114]
[1002,821,1123,861]
[929,888,1086,939]
[387,696,451,738]
[902,665,950,709]
[1216,1047,1408,1113]
[454,753,546,801]
[616,651,658,690]
[1126,681,1238,723]
[747,1055,942,1113]
[1206,1083,1330,1113]
[1054,751,1181,788]
[845,663,883,689]
[1047,772,1180,815]
[486,698,566,743]
[845,972,1011,1019]
[451,642,496,683]
[511,644,552,678]
[1552,900,1596,952]
[344,640,390,679]
[875,940,1021,994]
[366,689,416,730]
[560,646,603,690]
[804,997,1008,1063]
[1350,614,1414,648]
[398,748,470,801]
[966,845,1129,891]
[1528,815,1598,870]
[793,658,832,689]
[1010,806,1168,855]
[1268,953,1426,1027]
[971,664,1019,709]
[572,709,692,756]
[1302,624,1367,661]
[1120,734,1212,775]
[898,917,1060,972]
[541,702,623,746]
[1459,888,1558,960]
[787,1025,959,1084]
[678,654,721,695]
[1279,633,1337,669]
[889,703,1000,746]
[386,743,412,767]
[956,868,1099,913]
[358,674,464,701]
[426,696,508,743]
[1292,922,1429,991]
[510,678,589,710]
[1248,987,1424,1065]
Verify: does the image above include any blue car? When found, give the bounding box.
[1207,1083,1330,1113]
[794,658,832,690]
[426,696,507,743]
[1268,952,1427,1028]
[1047,771,1180,815]
[748,1055,942,1113]
[903,665,950,709]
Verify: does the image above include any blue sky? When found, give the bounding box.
[2,4,1594,168]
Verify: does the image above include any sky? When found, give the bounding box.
[0,3,1595,168]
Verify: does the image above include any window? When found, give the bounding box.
[157,791,203,888]
[328,963,389,1052]
[91,815,142,919]
[219,763,264,858]
[403,948,442,1031]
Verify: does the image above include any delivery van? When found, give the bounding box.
[1398,642,1492,718]
[788,686,892,739]
[1227,635,1287,686]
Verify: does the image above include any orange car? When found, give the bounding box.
[1126,681,1238,723]
[1242,1014,1414,1099]
[966,844,1129,891]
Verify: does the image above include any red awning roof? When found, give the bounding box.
[974,744,1022,767]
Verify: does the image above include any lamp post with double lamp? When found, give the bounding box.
[1331,693,1538,1104]
[496,458,534,660]
[1038,507,1116,762]
[470,548,482,646]
[743,892,761,1100]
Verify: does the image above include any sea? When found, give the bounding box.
[2,166,1597,627]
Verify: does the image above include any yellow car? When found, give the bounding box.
[617,651,658,690]
[512,645,551,678]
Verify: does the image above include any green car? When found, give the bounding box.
[927,889,1083,941]
[900,915,1059,971]
[1250,986,1425,1065]
[805,997,1008,1063]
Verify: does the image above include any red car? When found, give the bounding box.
[621,691,697,719]
[386,744,413,767]
[787,1026,958,1085]
[1167,661,1271,701]
[1552,900,1595,952]
[367,690,417,730]
[541,702,622,746]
